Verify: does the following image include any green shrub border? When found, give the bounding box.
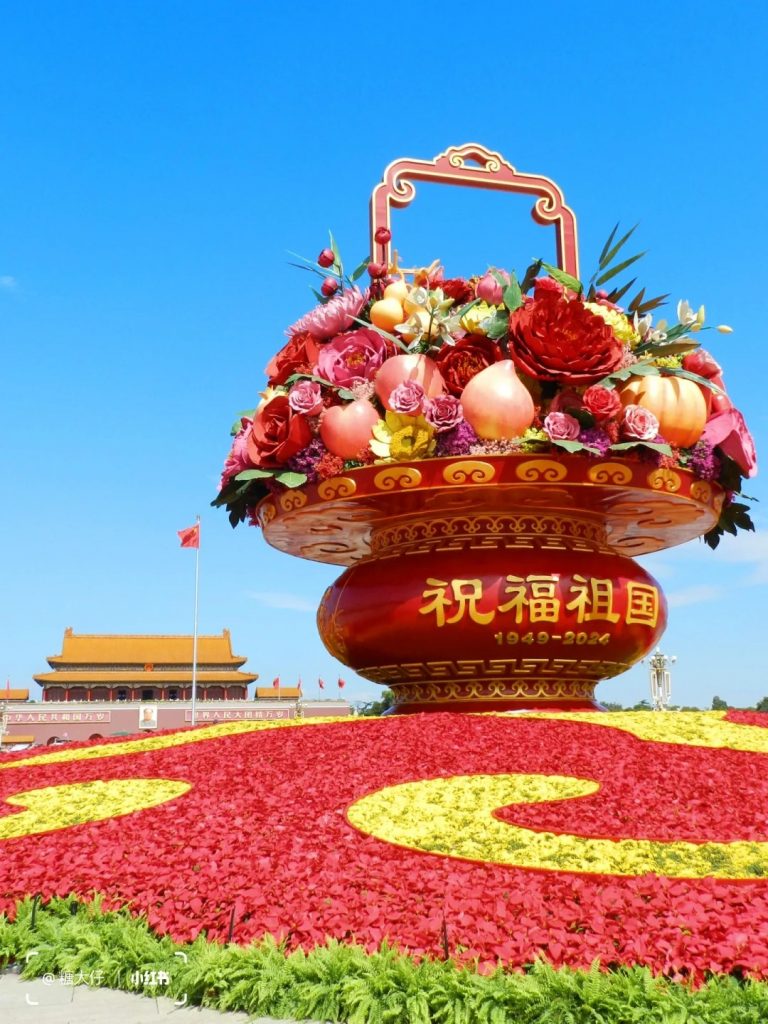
[2,896,768,1023]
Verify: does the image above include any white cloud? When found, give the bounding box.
[0,275,18,290]
[246,590,315,612]
[665,583,722,608]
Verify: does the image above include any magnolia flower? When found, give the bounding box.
[677,300,706,331]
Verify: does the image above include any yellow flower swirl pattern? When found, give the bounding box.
[0,779,190,839]
[348,772,768,879]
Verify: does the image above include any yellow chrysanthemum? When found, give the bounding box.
[460,301,495,335]
[585,302,640,346]
[370,412,435,462]
[653,354,684,369]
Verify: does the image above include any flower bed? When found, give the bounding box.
[2,711,768,980]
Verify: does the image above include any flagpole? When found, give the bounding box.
[191,515,201,727]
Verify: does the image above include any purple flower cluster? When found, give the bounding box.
[435,421,479,457]
[688,440,722,481]
[578,427,612,457]
[287,437,328,483]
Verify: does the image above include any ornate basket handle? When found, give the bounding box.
[370,143,580,279]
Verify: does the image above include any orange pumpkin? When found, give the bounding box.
[619,375,708,448]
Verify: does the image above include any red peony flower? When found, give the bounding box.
[247,395,312,469]
[508,295,624,385]
[265,331,321,386]
[441,277,475,305]
[435,335,503,397]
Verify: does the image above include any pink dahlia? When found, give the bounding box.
[288,288,369,340]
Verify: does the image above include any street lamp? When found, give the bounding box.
[647,648,676,711]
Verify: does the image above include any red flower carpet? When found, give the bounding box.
[2,711,768,980]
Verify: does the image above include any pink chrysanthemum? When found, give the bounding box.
[288,288,369,340]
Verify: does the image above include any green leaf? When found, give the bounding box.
[610,440,674,455]
[234,469,274,481]
[551,438,602,455]
[310,288,324,303]
[350,258,371,283]
[599,223,638,271]
[633,340,700,358]
[539,261,583,295]
[595,251,646,287]
[661,366,724,393]
[485,310,510,340]
[274,471,308,489]
[519,259,543,294]
[605,276,637,305]
[598,223,620,268]
[328,230,341,267]
[350,315,409,351]
[337,387,356,401]
[627,362,661,377]
[634,293,670,316]
[456,297,480,318]
[502,273,523,312]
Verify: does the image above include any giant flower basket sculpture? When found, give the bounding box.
[215,145,756,713]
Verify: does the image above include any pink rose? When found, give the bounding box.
[583,385,622,422]
[549,389,584,415]
[219,418,254,489]
[288,379,324,416]
[476,269,509,305]
[389,380,426,415]
[424,394,464,433]
[701,408,757,478]
[544,411,581,441]
[621,404,660,441]
[314,328,388,387]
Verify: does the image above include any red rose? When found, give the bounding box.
[441,278,475,305]
[508,295,624,384]
[435,335,503,397]
[246,395,312,469]
[265,331,321,386]
[583,385,622,422]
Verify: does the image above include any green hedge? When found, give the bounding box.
[2,896,768,1023]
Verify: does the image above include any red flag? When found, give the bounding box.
[318,678,325,690]
[272,676,280,689]
[178,524,200,549]
[338,677,346,690]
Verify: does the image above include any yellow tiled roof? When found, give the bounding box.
[255,687,301,699]
[46,629,248,667]
[0,689,30,701]
[34,671,257,684]
[1,734,35,744]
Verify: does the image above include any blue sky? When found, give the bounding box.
[2,1,767,709]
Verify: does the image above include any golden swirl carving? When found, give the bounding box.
[360,659,624,687]
[373,466,422,491]
[587,462,634,485]
[259,501,277,525]
[385,676,597,705]
[317,476,357,501]
[447,147,501,172]
[647,468,682,493]
[368,513,608,557]
[690,480,713,504]
[442,460,496,485]
[279,490,308,512]
[516,459,568,482]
